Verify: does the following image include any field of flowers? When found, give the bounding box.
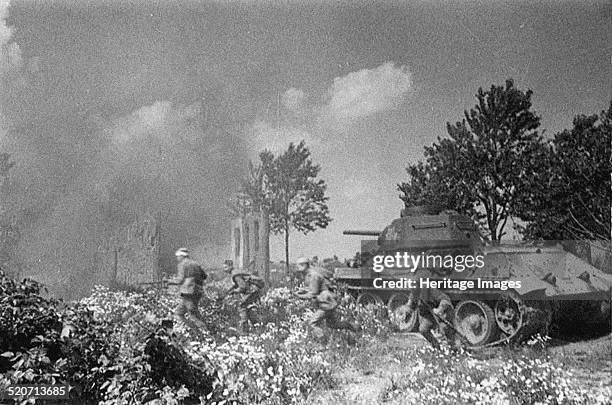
[1,270,611,404]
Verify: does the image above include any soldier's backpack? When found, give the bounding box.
[318,266,337,292]
[181,260,208,295]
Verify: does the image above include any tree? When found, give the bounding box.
[398,79,544,242]
[264,141,331,274]
[516,102,611,241]
[233,141,331,280]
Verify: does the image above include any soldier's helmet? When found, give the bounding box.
[175,248,189,257]
[296,257,310,269]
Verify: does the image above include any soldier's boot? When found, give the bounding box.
[238,311,250,334]
[420,329,441,350]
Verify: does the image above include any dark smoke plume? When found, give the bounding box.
[1,2,249,299]
[4,100,246,299]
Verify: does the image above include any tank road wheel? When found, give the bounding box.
[356,292,384,314]
[454,300,498,346]
[388,293,418,332]
[494,294,524,338]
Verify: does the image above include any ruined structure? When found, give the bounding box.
[95,216,161,290]
[230,212,270,283]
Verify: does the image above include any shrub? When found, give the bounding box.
[1,273,217,404]
[0,270,62,356]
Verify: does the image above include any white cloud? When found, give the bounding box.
[322,62,413,120]
[111,101,200,144]
[0,0,22,75]
[281,87,306,111]
[134,101,173,130]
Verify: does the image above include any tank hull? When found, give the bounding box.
[336,243,612,346]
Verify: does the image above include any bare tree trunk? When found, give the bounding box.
[155,213,162,295]
[285,222,291,288]
[260,207,270,287]
[111,247,118,290]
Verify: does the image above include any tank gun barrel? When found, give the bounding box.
[343,230,381,236]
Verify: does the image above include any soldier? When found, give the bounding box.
[293,257,359,338]
[221,259,265,333]
[408,286,456,350]
[170,248,207,330]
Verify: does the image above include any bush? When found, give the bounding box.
[0,270,62,356]
[1,272,217,404]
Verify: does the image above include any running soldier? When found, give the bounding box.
[293,257,359,338]
[221,259,265,333]
[171,248,208,330]
[408,286,456,350]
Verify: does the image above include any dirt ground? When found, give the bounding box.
[312,333,427,404]
[550,334,612,390]
[311,332,612,405]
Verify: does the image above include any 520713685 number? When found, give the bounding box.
[1,385,69,399]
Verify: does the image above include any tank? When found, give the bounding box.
[336,205,612,346]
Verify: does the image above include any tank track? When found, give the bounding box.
[349,286,554,348]
[478,298,552,348]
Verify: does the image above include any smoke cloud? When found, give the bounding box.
[3,96,246,298]
[0,4,247,297]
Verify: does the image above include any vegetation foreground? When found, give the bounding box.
[1,271,610,405]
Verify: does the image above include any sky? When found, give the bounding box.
[0,0,610,277]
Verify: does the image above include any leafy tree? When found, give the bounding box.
[516,102,611,241]
[398,79,544,242]
[236,142,331,274]
[265,141,331,272]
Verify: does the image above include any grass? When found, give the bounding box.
[311,332,612,405]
